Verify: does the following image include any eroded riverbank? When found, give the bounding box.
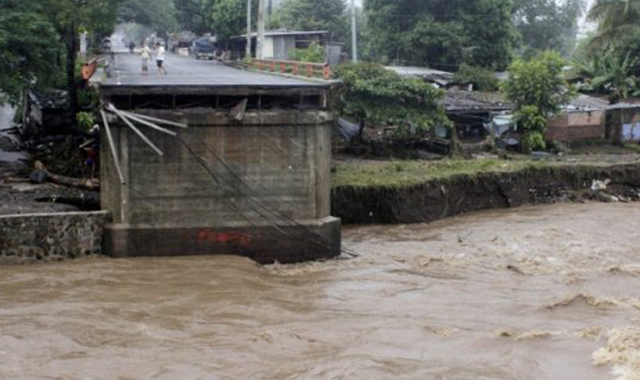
[1,203,639,379]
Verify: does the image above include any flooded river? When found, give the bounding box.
[1,203,640,380]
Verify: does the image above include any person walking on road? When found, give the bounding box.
[155,43,167,76]
[140,43,151,75]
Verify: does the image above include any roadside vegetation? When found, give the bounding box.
[332,159,549,188]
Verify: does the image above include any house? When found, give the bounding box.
[387,65,617,146]
[604,100,640,144]
[546,95,610,143]
[229,30,341,63]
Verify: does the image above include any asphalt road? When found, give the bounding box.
[104,52,322,87]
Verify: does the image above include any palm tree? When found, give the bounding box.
[588,0,640,49]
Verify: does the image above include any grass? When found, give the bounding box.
[570,144,640,155]
[331,159,550,188]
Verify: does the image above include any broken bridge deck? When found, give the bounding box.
[97,53,341,263]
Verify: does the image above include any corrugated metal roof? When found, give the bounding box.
[233,30,329,39]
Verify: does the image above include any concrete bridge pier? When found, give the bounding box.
[98,60,341,263]
[100,108,340,264]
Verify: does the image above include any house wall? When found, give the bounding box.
[606,106,640,144]
[547,110,605,142]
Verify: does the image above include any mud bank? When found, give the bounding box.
[332,163,640,224]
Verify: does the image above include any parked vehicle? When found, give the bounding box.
[192,38,216,60]
[169,31,196,53]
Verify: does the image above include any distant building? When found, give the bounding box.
[229,30,342,63]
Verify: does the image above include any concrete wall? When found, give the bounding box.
[0,211,111,264]
[547,110,605,142]
[101,109,340,263]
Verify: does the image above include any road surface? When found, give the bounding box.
[104,52,324,88]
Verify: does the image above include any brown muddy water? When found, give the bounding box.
[2,203,640,380]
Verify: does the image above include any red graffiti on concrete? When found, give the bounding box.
[196,230,251,246]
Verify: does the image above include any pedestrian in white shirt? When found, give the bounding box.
[141,43,151,75]
[155,43,166,76]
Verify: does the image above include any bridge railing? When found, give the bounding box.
[249,59,332,80]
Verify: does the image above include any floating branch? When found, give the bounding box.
[100,110,125,184]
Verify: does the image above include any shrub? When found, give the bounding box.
[333,62,449,139]
[288,42,325,63]
[76,112,95,132]
[502,51,574,152]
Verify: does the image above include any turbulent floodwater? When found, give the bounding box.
[2,203,640,380]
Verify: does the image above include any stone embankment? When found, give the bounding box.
[0,211,110,264]
[332,163,640,225]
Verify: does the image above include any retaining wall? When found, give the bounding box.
[0,211,111,264]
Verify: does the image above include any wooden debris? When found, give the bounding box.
[35,161,100,191]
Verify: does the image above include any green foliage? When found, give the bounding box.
[522,131,546,152]
[587,0,640,51]
[0,0,61,104]
[573,48,639,102]
[270,0,348,42]
[573,4,640,103]
[118,0,178,35]
[454,64,500,91]
[502,51,573,117]
[512,0,586,57]
[365,0,517,70]
[334,63,449,138]
[503,52,574,152]
[515,105,547,151]
[76,112,96,132]
[288,42,325,63]
[175,0,257,39]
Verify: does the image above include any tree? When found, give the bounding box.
[502,52,574,151]
[365,0,517,71]
[0,0,61,104]
[512,0,587,57]
[573,49,639,103]
[0,0,121,113]
[175,0,211,35]
[334,63,449,139]
[43,0,122,118]
[175,0,258,39]
[587,0,640,50]
[269,0,348,42]
[118,0,178,36]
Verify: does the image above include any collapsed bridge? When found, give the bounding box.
[97,53,341,263]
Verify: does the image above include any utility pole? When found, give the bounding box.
[257,0,266,59]
[246,0,252,59]
[350,0,358,63]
